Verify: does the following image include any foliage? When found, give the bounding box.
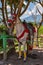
[6,0,19,7]
[38,25,43,35]
[0,24,7,32]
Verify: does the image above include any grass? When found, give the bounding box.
[38,25,43,35]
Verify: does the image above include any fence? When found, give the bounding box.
[33,36,43,48]
[0,34,43,62]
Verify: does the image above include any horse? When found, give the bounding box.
[7,14,36,61]
[13,18,29,61]
[13,17,36,61]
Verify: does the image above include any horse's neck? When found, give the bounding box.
[16,18,24,30]
[15,21,25,36]
[16,22,24,30]
[16,17,20,23]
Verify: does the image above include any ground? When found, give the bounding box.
[0,48,43,65]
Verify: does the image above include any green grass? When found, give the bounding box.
[38,25,43,35]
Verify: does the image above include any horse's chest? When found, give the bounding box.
[16,24,24,35]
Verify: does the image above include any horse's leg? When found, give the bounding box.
[23,42,27,61]
[18,43,21,59]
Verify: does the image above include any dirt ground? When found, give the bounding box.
[0,47,43,65]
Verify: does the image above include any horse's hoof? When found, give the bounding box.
[23,58,26,62]
[18,56,21,60]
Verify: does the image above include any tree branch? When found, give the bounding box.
[5,2,8,21]
[35,0,43,7]
[20,0,31,17]
[1,0,7,26]
[36,6,42,15]
[38,14,43,30]
[17,0,24,17]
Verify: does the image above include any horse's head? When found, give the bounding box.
[7,19,13,28]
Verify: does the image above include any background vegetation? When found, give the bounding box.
[38,25,43,35]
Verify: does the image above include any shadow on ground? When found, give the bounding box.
[0,48,43,65]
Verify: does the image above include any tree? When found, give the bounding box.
[34,0,43,45]
[0,0,43,34]
[25,0,43,45]
[1,0,31,30]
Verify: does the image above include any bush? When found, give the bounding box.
[38,26,43,35]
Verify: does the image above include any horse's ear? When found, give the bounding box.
[11,13,17,21]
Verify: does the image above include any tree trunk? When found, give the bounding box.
[1,0,7,26]
[20,1,31,16]
[17,0,24,17]
[36,28,39,46]
[38,14,43,29]
[5,2,8,21]
[10,0,13,14]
